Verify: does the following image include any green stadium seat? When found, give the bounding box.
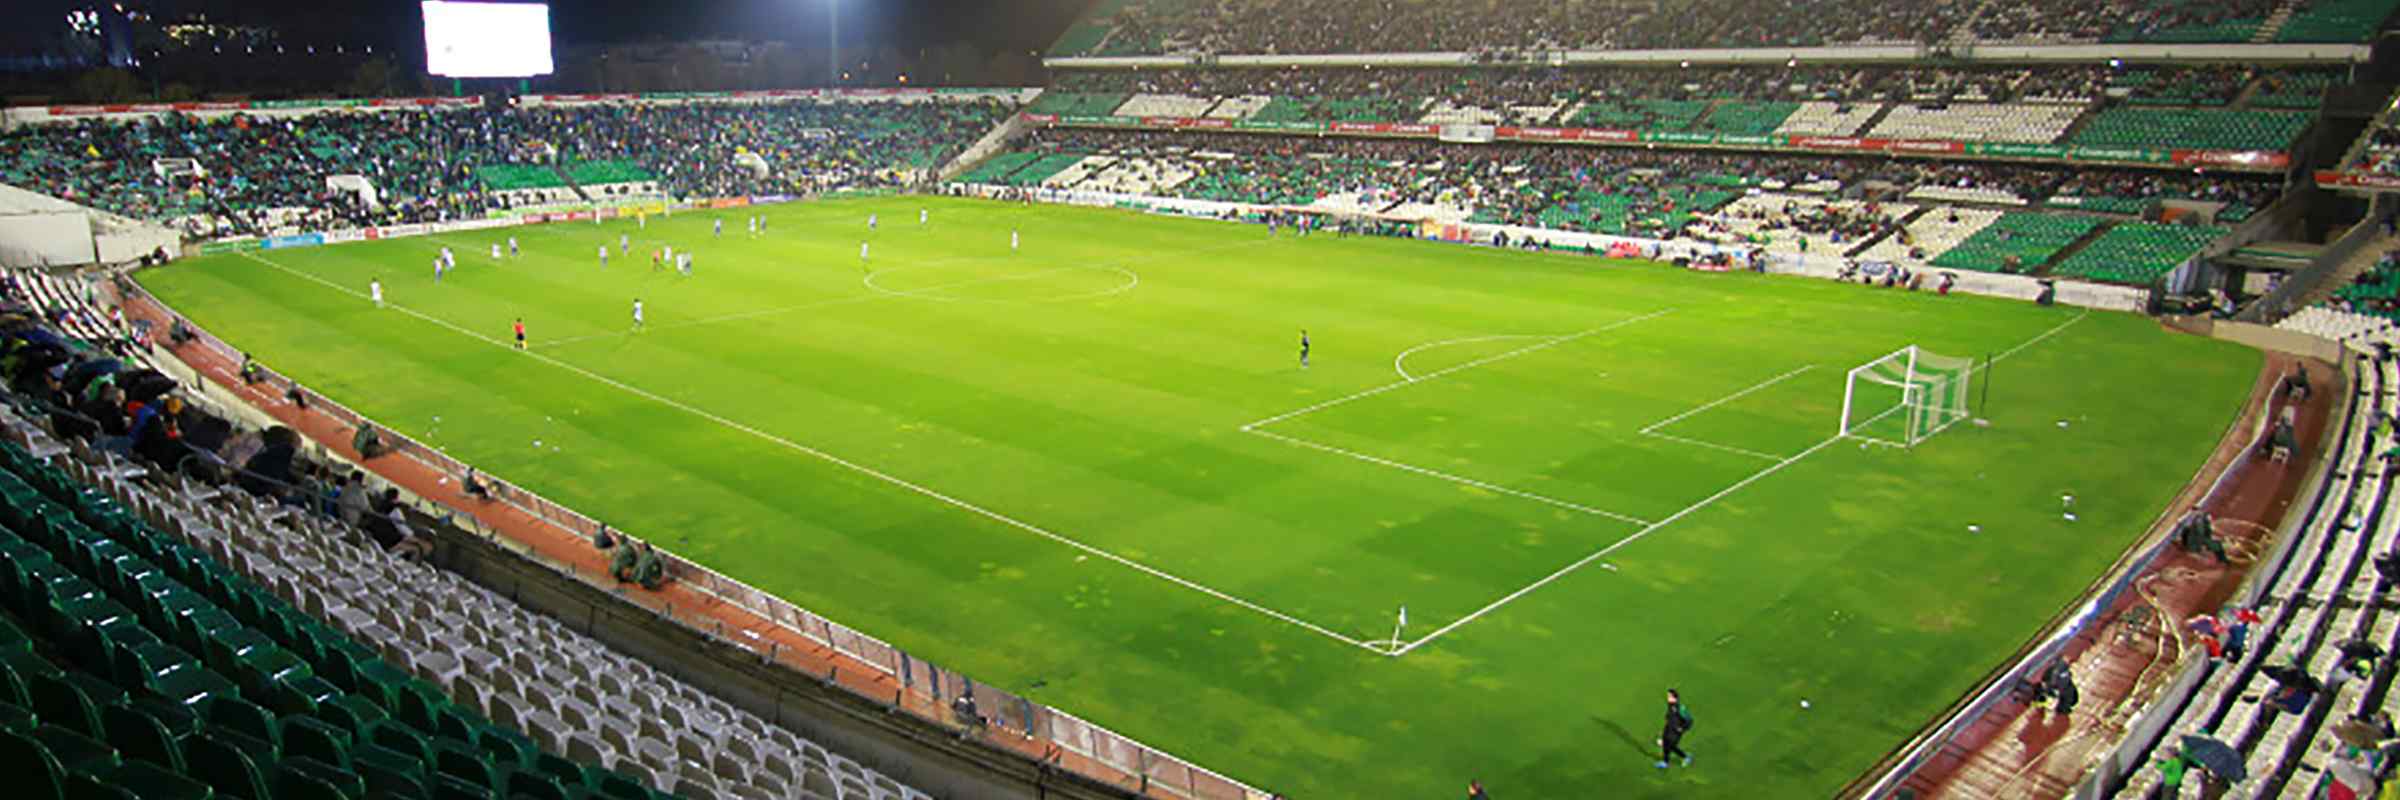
[267,673,341,718]
[100,704,182,771]
[528,751,584,789]
[203,698,282,758]
[270,760,357,800]
[351,662,415,713]
[125,694,203,740]
[504,770,573,800]
[29,724,120,773]
[90,759,214,800]
[368,720,435,767]
[0,729,68,800]
[0,699,36,732]
[432,705,478,745]
[280,716,353,770]
[64,773,135,800]
[278,755,366,799]
[30,672,105,737]
[184,734,272,800]
[471,724,536,772]
[431,738,498,792]
[429,773,496,800]
[587,768,650,800]
[351,742,429,796]
[317,695,388,739]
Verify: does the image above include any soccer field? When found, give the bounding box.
[142,195,2260,797]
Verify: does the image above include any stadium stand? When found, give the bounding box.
[1047,0,2393,56]
[971,125,2274,285]
[2050,222,2229,283]
[2104,353,2391,800]
[0,99,1016,236]
[1926,211,2101,274]
[0,271,943,800]
[1866,102,2085,144]
[2069,108,2316,152]
[1855,207,2006,264]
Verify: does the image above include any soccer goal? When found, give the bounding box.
[1839,346,1977,448]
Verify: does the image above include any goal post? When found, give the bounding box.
[1840,346,1976,448]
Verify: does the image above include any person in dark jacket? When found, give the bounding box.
[238,426,299,497]
[1656,689,1693,768]
[2046,662,2080,719]
[1467,779,1490,799]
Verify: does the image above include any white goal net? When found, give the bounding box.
[1839,346,1976,448]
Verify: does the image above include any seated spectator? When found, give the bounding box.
[336,470,373,526]
[351,422,389,459]
[2175,508,2228,564]
[238,426,300,497]
[612,539,667,590]
[131,396,185,466]
[461,467,494,501]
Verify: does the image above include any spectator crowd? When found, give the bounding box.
[1057,0,2337,56]
[0,98,1017,237]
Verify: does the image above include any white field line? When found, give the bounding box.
[1638,365,1817,435]
[1997,308,2092,362]
[1392,335,1547,382]
[1247,428,1653,526]
[1642,431,1786,461]
[1633,365,1817,461]
[1240,308,1675,432]
[1391,310,2097,656]
[1391,432,1851,656]
[236,251,1384,653]
[1237,309,1673,529]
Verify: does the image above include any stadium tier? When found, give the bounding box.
[962,126,2271,283]
[0,98,1017,237]
[1034,65,2328,157]
[1049,0,2399,55]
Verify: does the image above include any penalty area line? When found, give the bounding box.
[1391,306,2097,656]
[1246,428,1654,526]
[234,251,1388,654]
[1393,432,1848,657]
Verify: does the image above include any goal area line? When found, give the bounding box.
[1392,310,2092,656]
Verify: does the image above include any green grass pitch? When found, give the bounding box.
[141,195,2260,797]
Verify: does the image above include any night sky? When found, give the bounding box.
[17,0,1095,55]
